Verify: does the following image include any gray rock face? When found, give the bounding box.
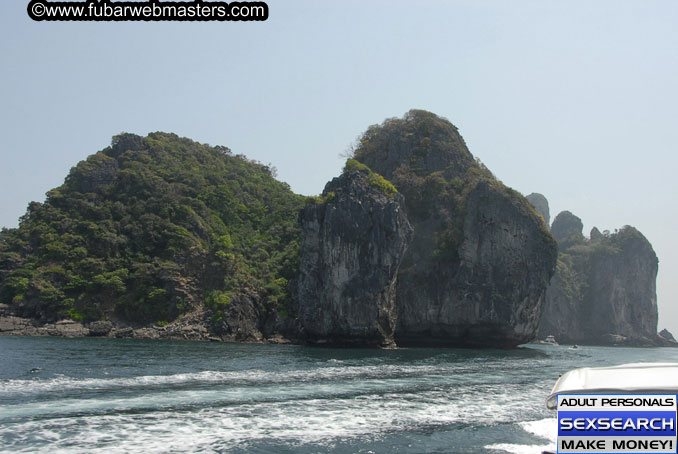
[395,181,557,347]
[298,111,558,348]
[551,211,584,243]
[0,315,38,335]
[659,328,676,341]
[0,316,89,337]
[88,320,113,336]
[297,170,413,347]
[359,112,557,348]
[215,294,264,342]
[0,306,286,343]
[539,226,660,346]
[657,329,678,347]
[526,193,550,227]
[590,227,603,241]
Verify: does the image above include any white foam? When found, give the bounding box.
[0,379,544,453]
[520,418,557,443]
[0,364,450,396]
[0,357,549,397]
[486,442,552,454]
[485,418,557,454]
[0,356,557,453]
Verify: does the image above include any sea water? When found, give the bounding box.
[1,336,677,454]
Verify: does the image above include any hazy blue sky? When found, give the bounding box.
[1,0,677,333]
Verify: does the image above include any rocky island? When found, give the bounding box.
[2,110,666,348]
[298,111,557,347]
[0,133,305,342]
[527,194,674,346]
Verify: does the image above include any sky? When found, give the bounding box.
[1,0,677,334]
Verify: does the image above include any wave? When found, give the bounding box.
[485,418,556,454]
[0,359,548,397]
[0,386,544,454]
[0,343,563,454]
[0,370,546,420]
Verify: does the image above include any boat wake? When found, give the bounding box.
[485,418,556,454]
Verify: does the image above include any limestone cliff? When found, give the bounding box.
[297,170,412,347]
[531,203,662,346]
[659,328,675,341]
[394,179,558,347]
[551,211,584,244]
[299,110,558,348]
[526,193,550,227]
[658,329,678,347]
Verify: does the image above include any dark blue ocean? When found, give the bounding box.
[1,336,677,454]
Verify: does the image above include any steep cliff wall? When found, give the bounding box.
[298,110,558,348]
[297,170,412,347]
[551,211,584,243]
[395,180,558,347]
[526,193,550,227]
[532,203,662,346]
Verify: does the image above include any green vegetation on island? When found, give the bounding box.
[0,111,559,348]
[0,133,305,326]
[343,159,397,197]
[351,110,553,263]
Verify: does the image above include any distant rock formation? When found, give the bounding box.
[550,211,584,243]
[0,114,568,349]
[657,329,678,347]
[298,110,558,348]
[659,328,675,341]
[590,227,604,242]
[297,170,412,347]
[526,193,550,227]
[526,196,664,347]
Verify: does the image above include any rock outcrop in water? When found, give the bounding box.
[659,328,676,342]
[658,329,678,347]
[298,110,558,348]
[297,169,412,347]
[526,195,665,346]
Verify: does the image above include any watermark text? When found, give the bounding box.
[27,0,269,22]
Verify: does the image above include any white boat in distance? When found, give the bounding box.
[536,335,559,346]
